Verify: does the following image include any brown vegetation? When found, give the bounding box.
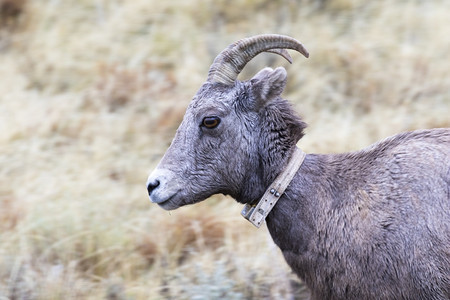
[0,0,26,28]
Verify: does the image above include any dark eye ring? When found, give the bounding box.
[202,116,221,129]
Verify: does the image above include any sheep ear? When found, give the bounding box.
[250,67,287,108]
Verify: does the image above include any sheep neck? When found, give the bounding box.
[241,147,306,228]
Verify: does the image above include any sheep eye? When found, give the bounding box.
[202,116,221,128]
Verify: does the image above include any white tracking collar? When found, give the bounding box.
[241,147,306,228]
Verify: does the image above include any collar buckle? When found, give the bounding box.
[241,204,256,220]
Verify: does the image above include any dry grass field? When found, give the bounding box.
[0,0,449,299]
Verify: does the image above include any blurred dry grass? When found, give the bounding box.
[0,0,449,298]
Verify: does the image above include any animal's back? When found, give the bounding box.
[359,128,450,218]
[360,128,450,299]
[304,128,450,300]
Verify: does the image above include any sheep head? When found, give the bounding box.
[147,34,309,210]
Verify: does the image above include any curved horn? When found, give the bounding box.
[207,34,309,85]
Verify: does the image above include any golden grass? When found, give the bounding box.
[0,0,449,298]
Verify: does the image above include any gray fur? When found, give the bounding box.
[147,66,450,299]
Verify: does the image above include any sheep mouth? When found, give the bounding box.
[156,193,183,211]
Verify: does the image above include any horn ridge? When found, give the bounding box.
[207,34,309,85]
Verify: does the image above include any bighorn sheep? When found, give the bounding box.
[146,34,450,299]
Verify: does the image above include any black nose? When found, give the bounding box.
[147,179,160,196]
